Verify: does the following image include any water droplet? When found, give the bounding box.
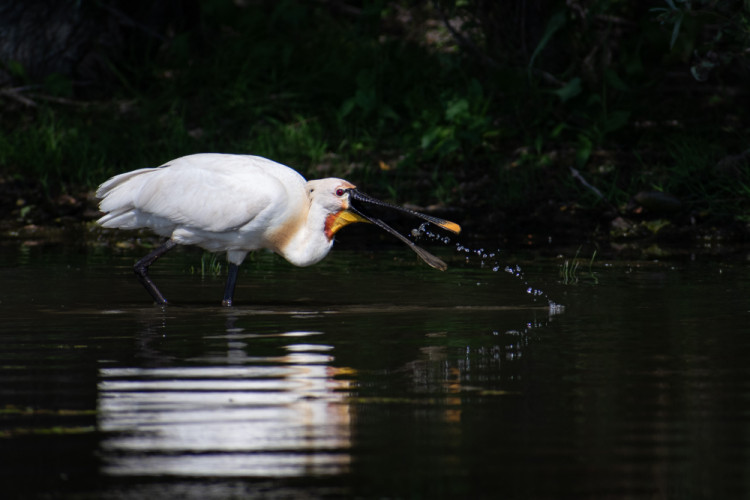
[450,242,561,309]
[549,302,565,314]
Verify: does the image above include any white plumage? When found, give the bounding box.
[97,153,461,306]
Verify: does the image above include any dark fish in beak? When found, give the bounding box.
[345,189,461,271]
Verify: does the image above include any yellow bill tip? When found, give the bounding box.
[438,220,462,235]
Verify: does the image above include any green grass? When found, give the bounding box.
[559,248,599,285]
[0,0,747,228]
[189,252,224,277]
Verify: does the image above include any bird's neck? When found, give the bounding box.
[276,203,334,267]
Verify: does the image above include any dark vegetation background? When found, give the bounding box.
[0,0,748,252]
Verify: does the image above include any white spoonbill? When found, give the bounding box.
[97,153,461,306]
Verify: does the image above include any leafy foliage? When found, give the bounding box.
[0,0,747,230]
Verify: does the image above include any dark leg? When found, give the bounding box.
[222,263,240,307]
[134,240,178,305]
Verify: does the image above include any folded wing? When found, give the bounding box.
[97,154,307,235]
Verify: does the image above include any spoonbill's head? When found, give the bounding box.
[306,177,462,271]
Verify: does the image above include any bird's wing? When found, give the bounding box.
[99,154,307,233]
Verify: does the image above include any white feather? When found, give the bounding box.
[96,153,347,266]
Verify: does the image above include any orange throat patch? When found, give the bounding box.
[325,210,369,240]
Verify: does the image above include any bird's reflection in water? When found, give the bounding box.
[97,323,353,478]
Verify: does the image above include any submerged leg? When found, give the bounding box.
[222,263,240,307]
[134,239,178,305]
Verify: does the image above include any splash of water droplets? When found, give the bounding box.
[460,242,562,311]
[409,222,563,312]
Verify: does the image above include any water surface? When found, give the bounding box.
[1,243,749,498]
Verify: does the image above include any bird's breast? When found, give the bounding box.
[267,211,306,252]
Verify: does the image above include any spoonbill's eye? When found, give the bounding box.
[336,188,346,197]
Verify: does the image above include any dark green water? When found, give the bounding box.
[1,243,749,498]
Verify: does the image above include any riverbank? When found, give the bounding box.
[1,171,747,263]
